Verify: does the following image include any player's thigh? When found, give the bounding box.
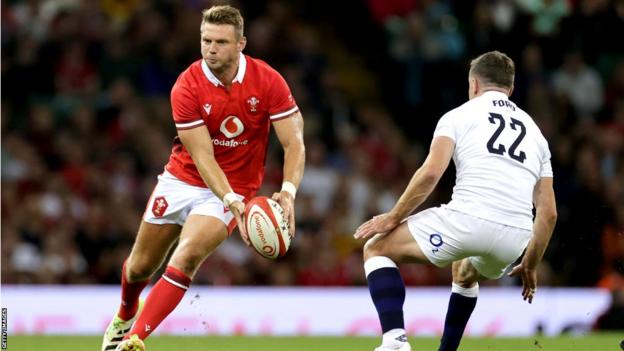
[169,214,228,277]
[403,207,473,268]
[127,221,181,279]
[468,220,532,280]
[363,222,430,264]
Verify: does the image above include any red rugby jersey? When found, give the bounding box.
[165,53,298,196]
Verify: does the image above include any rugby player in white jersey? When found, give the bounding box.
[354,51,557,351]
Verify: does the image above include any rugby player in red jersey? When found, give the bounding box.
[102,5,305,351]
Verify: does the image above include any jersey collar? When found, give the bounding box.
[481,90,509,99]
[201,52,247,87]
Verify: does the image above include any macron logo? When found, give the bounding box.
[203,103,212,115]
[145,324,151,332]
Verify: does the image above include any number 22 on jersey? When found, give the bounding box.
[486,112,527,163]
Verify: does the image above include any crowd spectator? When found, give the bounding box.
[1,0,622,290]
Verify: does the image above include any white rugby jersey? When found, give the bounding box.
[434,90,552,230]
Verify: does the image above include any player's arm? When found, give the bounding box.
[271,111,305,236]
[525,177,557,270]
[509,177,557,303]
[354,136,454,239]
[177,126,233,199]
[178,126,249,243]
[388,136,454,220]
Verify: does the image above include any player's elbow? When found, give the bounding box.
[419,158,446,185]
[191,149,217,165]
[547,208,558,224]
[290,139,305,157]
[183,141,216,164]
[420,168,442,185]
[539,206,558,225]
[189,154,217,178]
[282,137,304,156]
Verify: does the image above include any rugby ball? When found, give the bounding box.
[244,196,291,259]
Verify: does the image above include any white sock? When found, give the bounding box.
[382,328,407,347]
[364,256,398,277]
[451,282,479,297]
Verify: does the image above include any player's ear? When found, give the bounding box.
[508,85,514,97]
[469,76,478,99]
[238,36,247,52]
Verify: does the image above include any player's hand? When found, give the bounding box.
[508,262,537,304]
[353,213,400,240]
[272,191,295,237]
[229,200,249,246]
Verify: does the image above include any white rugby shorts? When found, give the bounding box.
[406,206,532,279]
[143,170,236,233]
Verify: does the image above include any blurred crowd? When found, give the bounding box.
[1,0,623,291]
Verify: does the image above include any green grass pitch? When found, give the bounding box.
[6,334,622,351]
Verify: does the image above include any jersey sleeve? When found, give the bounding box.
[171,80,204,130]
[539,141,554,178]
[266,70,299,121]
[433,111,458,141]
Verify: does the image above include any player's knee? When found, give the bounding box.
[452,262,480,287]
[170,249,204,277]
[363,237,387,261]
[126,260,156,282]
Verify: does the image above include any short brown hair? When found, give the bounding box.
[469,51,515,89]
[201,5,244,38]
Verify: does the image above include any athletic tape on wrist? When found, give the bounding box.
[281,181,297,198]
[223,192,243,207]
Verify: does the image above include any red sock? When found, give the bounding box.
[127,265,191,340]
[118,261,149,321]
